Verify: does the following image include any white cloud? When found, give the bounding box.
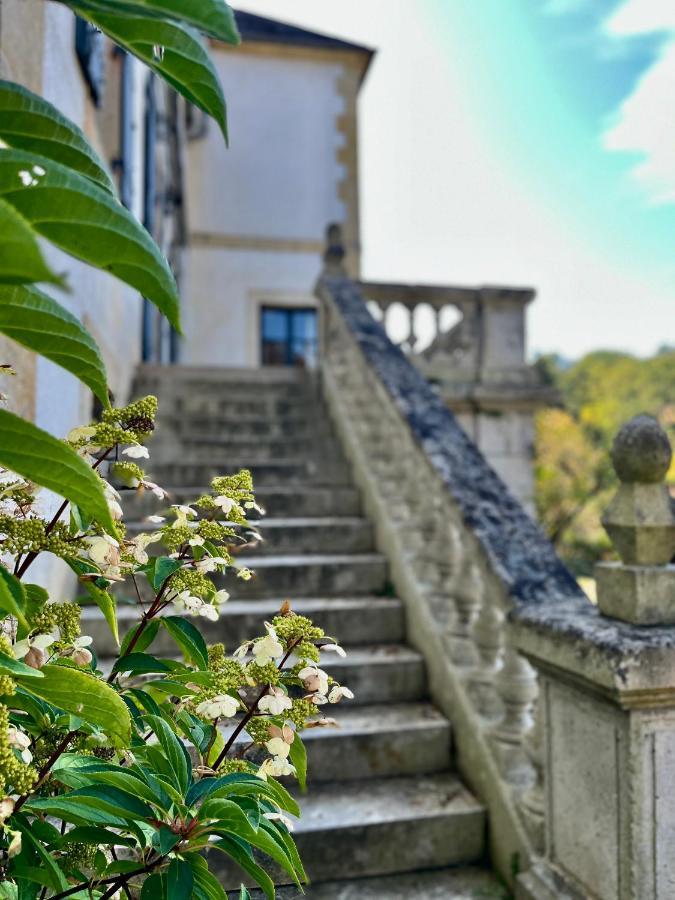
[603,0,675,203]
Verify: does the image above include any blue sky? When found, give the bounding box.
[238,0,674,359]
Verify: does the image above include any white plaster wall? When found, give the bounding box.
[181,246,320,366]
[185,51,346,240]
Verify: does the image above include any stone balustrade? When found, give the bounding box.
[316,229,586,882]
[317,226,675,898]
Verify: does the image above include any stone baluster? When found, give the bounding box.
[468,582,505,725]
[490,638,538,789]
[444,552,482,670]
[517,698,545,856]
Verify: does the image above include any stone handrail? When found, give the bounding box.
[315,264,587,882]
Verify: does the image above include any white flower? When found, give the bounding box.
[308,693,329,706]
[141,480,167,499]
[298,665,329,697]
[233,641,252,660]
[236,567,253,581]
[188,535,205,547]
[85,534,120,567]
[7,726,32,763]
[258,687,292,716]
[214,495,236,515]
[146,515,165,524]
[13,630,58,660]
[196,694,239,719]
[198,603,219,622]
[213,589,230,607]
[174,591,203,616]
[0,797,14,824]
[123,444,149,459]
[245,501,266,515]
[195,556,227,575]
[322,643,346,657]
[253,625,284,666]
[265,737,291,759]
[328,685,354,704]
[258,757,295,779]
[7,829,21,858]
[70,635,94,667]
[127,531,162,565]
[264,811,294,831]
[172,504,197,518]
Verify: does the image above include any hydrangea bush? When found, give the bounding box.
[0,397,353,898]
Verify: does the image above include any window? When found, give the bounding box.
[261,307,318,367]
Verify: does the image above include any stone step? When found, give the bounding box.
[250,867,504,899]
[81,596,405,655]
[118,485,362,520]
[210,774,486,886]
[227,703,451,783]
[148,435,343,464]
[157,397,319,419]
[319,644,427,705]
[135,363,313,388]
[147,459,352,487]
[223,554,388,599]
[152,415,333,440]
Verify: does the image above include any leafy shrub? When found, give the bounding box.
[0,1,354,895]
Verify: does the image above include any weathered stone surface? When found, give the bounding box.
[611,413,672,484]
[317,274,584,608]
[596,562,675,625]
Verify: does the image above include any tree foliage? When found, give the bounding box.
[535,348,675,573]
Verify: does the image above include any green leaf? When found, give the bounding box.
[0,650,44,679]
[141,874,166,900]
[0,284,109,406]
[65,0,240,44]
[112,652,173,676]
[0,149,180,331]
[0,197,61,285]
[240,888,252,900]
[0,565,28,631]
[198,797,257,840]
[0,409,116,534]
[12,816,68,892]
[211,835,275,900]
[50,825,135,848]
[288,733,307,792]
[185,854,228,900]
[151,556,183,590]
[23,582,48,623]
[27,785,154,824]
[16,663,131,746]
[120,618,160,656]
[72,9,228,141]
[69,565,118,647]
[0,80,115,194]
[142,713,191,794]
[167,858,193,900]
[162,615,208,669]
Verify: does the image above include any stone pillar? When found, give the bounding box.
[512,415,675,900]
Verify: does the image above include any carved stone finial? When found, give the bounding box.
[322,223,346,276]
[596,414,675,625]
[611,414,672,484]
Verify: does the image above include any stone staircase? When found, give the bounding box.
[87,366,503,899]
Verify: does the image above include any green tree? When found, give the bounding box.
[535,349,675,574]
